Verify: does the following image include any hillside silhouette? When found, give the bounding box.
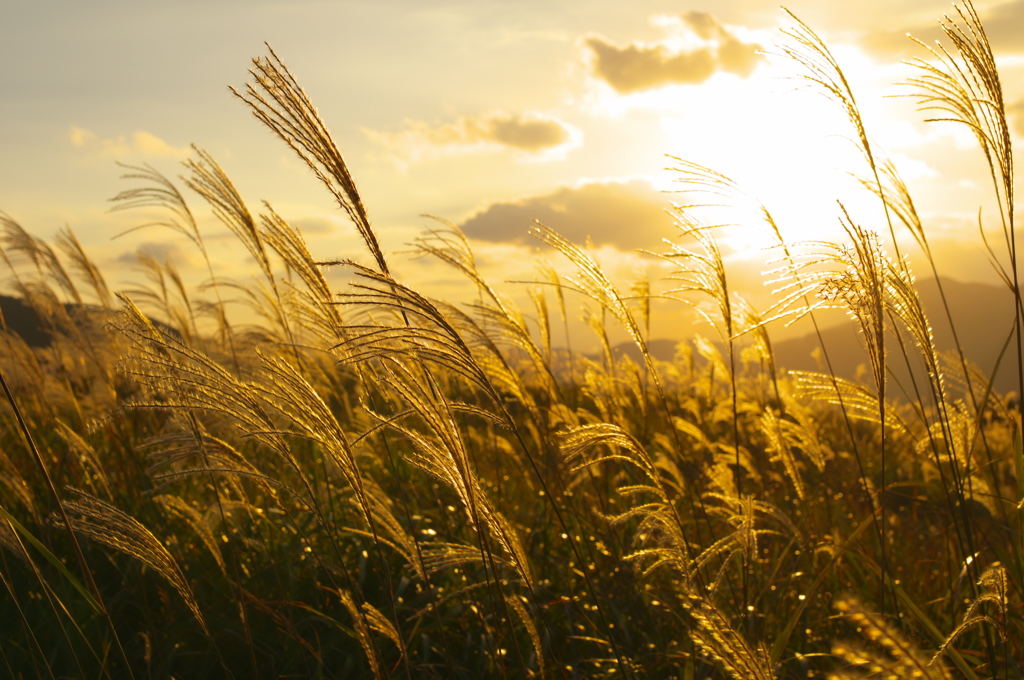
[612,277,1019,398]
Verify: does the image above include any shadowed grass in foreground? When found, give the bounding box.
[0,3,1021,678]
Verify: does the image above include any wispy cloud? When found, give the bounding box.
[584,12,763,94]
[69,126,189,159]
[363,110,581,165]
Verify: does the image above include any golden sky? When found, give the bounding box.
[2,0,1023,344]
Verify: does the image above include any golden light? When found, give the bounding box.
[590,29,949,256]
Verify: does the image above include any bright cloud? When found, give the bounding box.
[888,152,939,180]
[584,11,763,94]
[68,126,189,159]
[364,111,581,165]
[68,126,97,147]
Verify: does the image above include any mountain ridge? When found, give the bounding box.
[611,277,1020,397]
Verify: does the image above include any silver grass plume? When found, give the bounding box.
[54,227,112,309]
[337,588,402,680]
[906,2,1013,241]
[411,223,562,402]
[183,147,270,281]
[152,494,228,578]
[144,430,279,501]
[233,46,391,276]
[62,489,209,635]
[931,563,1008,665]
[791,371,909,436]
[260,205,346,342]
[372,359,534,587]
[684,593,776,680]
[331,263,497,397]
[0,215,82,306]
[831,596,951,680]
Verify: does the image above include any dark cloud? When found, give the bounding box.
[585,37,716,92]
[864,1,1024,58]
[488,115,570,151]
[585,12,762,94]
[459,180,676,251]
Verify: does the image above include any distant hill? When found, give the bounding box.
[772,277,1019,397]
[0,295,122,349]
[608,337,679,364]
[0,295,54,347]
[8,277,1017,398]
[610,278,1021,398]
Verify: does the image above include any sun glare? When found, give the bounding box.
[592,38,942,257]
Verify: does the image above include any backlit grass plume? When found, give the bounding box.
[233,46,390,276]
[62,490,209,636]
[2,2,1023,678]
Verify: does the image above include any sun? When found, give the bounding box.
[644,44,924,254]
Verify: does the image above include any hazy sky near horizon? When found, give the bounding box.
[3,0,1023,342]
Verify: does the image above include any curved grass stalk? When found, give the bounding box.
[110,162,240,371]
[0,367,135,677]
[62,490,209,636]
[232,46,391,277]
[116,294,398,675]
[831,596,953,680]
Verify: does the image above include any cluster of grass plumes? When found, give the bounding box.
[1,2,1023,678]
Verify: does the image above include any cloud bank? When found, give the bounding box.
[585,12,762,94]
[459,179,676,251]
[364,110,580,164]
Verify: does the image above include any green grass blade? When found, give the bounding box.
[886,576,978,680]
[769,512,874,665]
[1015,426,1024,566]
[0,505,101,614]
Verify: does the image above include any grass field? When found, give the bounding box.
[0,3,1021,678]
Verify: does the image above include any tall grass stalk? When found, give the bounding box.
[2,2,1023,677]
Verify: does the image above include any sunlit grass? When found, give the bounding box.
[0,2,1020,678]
